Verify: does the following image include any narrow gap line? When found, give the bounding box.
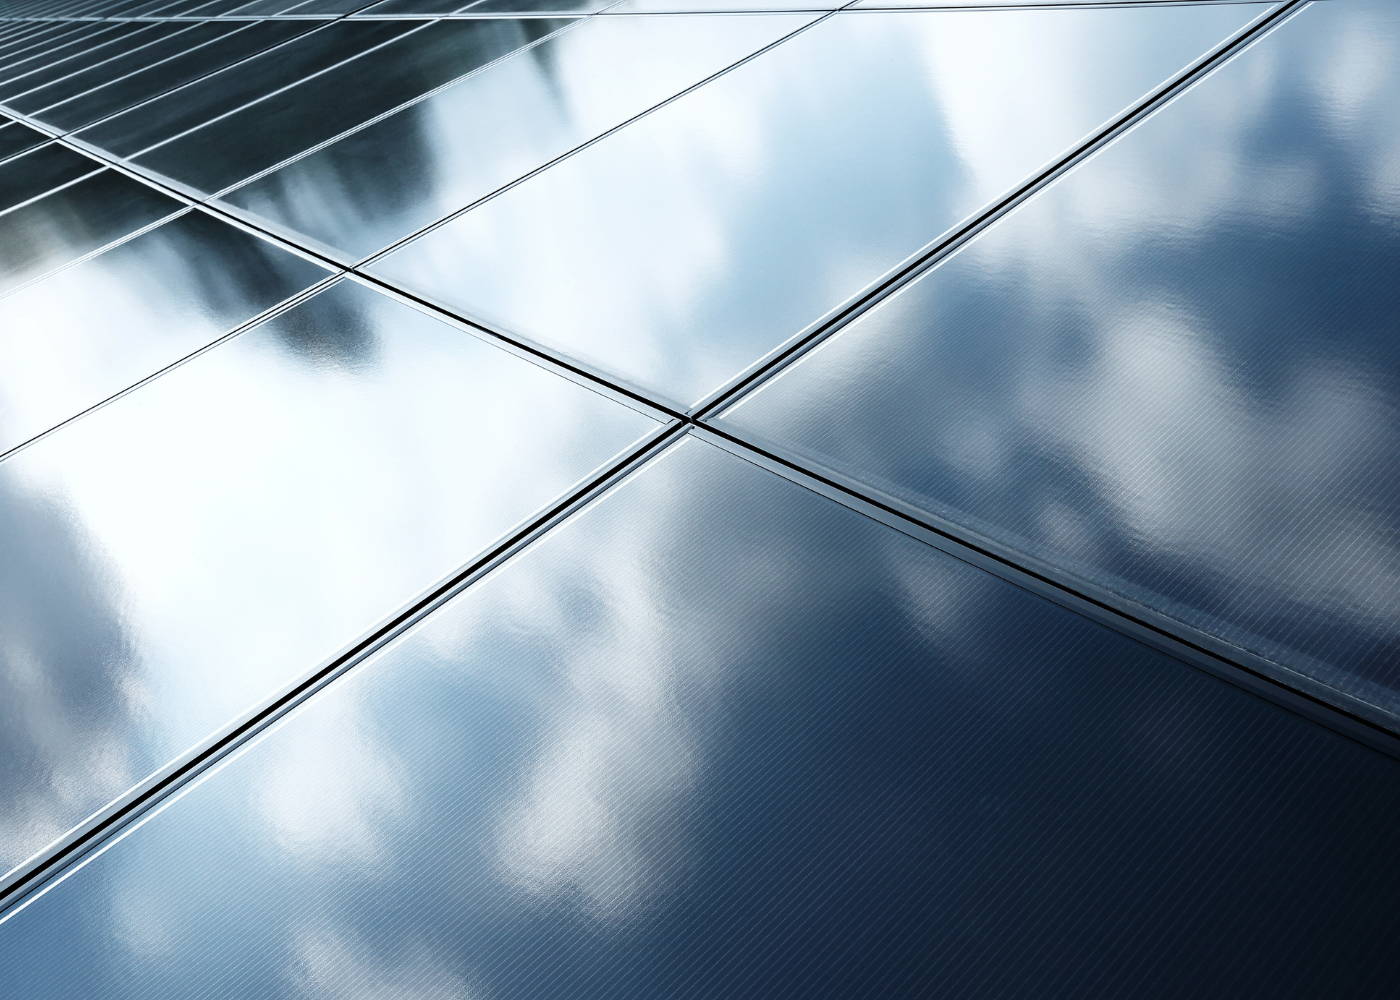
[1,0,1377,923]
[690,0,1307,421]
[0,0,1278,19]
[354,3,845,265]
[0,423,685,917]
[696,420,1400,748]
[0,3,378,145]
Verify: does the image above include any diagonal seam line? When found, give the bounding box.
[697,419,1400,749]
[689,0,1309,421]
[353,2,844,265]
[0,422,685,919]
[2,0,1381,919]
[0,3,390,141]
[5,0,1351,725]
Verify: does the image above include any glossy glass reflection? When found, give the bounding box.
[371,4,1266,407]
[613,0,838,10]
[0,124,48,164]
[0,24,183,102]
[72,21,413,159]
[0,144,103,213]
[4,436,1400,998]
[0,277,661,874]
[0,24,130,92]
[220,12,814,260]
[31,20,315,134]
[129,18,581,197]
[0,170,181,296]
[0,211,329,454]
[722,0,1400,719]
[3,23,228,116]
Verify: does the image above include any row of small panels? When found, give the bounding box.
[3,0,1400,992]
[0,0,1269,22]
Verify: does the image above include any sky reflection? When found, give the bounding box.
[370,4,1268,407]
[721,0,1400,719]
[0,278,659,872]
[4,436,1399,998]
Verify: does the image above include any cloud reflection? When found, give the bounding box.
[722,0,1400,711]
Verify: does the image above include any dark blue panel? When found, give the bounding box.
[2,435,1397,998]
[130,17,574,196]
[4,22,228,115]
[30,20,316,133]
[0,142,100,212]
[720,0,1400,722]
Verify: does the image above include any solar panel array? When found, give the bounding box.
[2,0,1399,995]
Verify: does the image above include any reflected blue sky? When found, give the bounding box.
[3,436,1399,998]
[369,3,1269,408]
[721,0,1400,718]
[0,278,660,872]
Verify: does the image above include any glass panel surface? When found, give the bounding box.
[613,0,840,9]
[219,12,814,260]
[0,25,132,91]
[0,24,92,63]
[3,436,1399,998]
[0,277,661,873]
[468,0,614,13]
[130,17,575,196]
[354,0,495,13]
[32,21,317,134]
[0,171,182,296]
[721,0,1400,718]
[0,211,329,454]
[370,4,1267,407]
[4,23,232,116]
[0,25,181,100]
[72,21,414,158]
[0,122,49,163]
[0,145,102,213]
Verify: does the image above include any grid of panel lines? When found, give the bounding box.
[3,0,1400,996]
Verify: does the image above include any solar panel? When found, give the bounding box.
[2,0,1398,994]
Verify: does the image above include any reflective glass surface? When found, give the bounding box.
[0,123,47,163]
[0,169,181,295]
[370,4,1269,407]
[220,12,815,260]
[613,0,839,10]
[354,0,485,14]
[129,17,578,196]
[4,0,1399,991]
[469,0,615,13]
[3,436,1399,997]
[0,24,92,63]
[31,20,315,133]
[0,25,131,90]
[721,0,1400,720]
[0,25,182,101]
[0,144,101,212]
[0,277,661,872]
[3,23,230,116]
[0,210,329,454]
[72,21,414,158]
